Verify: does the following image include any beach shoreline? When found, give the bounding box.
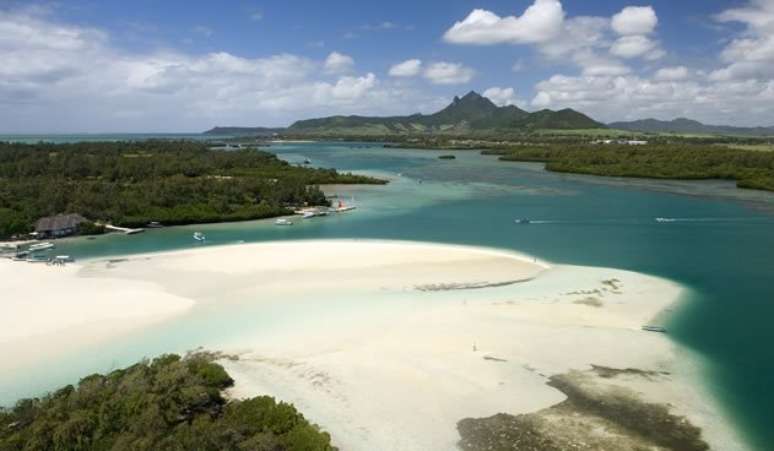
[0,239,745,450]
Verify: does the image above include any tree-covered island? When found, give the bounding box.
[0,141,385,239]
[0,353,335,450]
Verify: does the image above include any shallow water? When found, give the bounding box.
[8,142,774,449]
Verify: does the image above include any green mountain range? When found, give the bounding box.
[204,91,604,136]
[608,118,774,136]
[288,91,604,135]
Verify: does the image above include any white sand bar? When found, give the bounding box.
[0,240,743,450]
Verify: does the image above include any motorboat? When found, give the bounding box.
[193,232,206,242]
[275,218,294,226]
[515,219,531,225]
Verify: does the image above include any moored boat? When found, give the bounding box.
[275,218,294,226]
[193,232,206,242]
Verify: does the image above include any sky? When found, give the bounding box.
[2,0,774,132]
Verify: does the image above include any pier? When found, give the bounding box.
[103,224,145,235]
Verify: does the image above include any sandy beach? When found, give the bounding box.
[0,240,745,450]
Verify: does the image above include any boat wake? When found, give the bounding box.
[653,217,770,224]
[515,217,771,226]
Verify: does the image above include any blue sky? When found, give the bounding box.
[1,0,772,132]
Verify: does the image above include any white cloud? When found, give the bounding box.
[443,3,663,74]
[0,9,438,132]
[523,1,774,125]
[610,35,657,58]
[567,49,631,76]
[538,16,610,59]
[579,57,631,76]
[532,91,552,108]
[422,62,475,85]
[654,66,689,81]
[442,0,565,45]
[389,59,422,77]
[611,6,658,35]
[316,73,377,102]
[530,70,774,126]
[531,73,701,118]
[324,51,354,74]
[711,0,774,81]
[483,87,523,107]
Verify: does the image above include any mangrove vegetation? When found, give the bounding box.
[485,144,774,191]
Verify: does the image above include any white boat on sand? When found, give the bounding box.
[334,198,357,213]
[29,242,55,252]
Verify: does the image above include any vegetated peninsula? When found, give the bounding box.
[609,117,774,137]
[0,140,384,239]
[0,353,334,450]
[484,144,774,192]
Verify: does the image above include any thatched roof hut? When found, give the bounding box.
[34,214,87,238]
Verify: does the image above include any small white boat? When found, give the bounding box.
[29,242,55,252]
[275,218,294,226]
[193,232,206,242]
[515,219,531,225]
[655,217,676,223]
[302,211,317,219]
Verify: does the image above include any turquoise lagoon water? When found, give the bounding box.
[6,142,774,449]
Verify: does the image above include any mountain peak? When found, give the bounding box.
[452,91,484,105]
